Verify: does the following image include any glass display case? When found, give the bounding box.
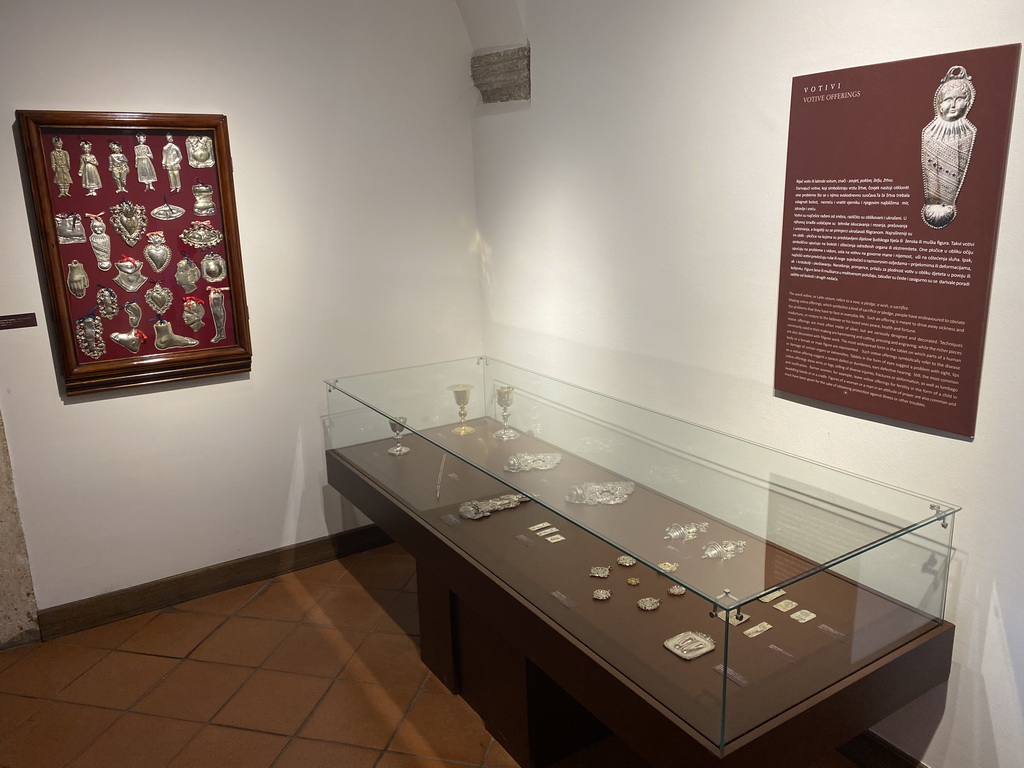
[324,356,957,760]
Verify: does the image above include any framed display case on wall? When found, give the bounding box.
[16,110,252,395]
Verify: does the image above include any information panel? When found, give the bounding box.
[775,45,1019,437]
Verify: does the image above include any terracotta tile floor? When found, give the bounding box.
[0,543,863,768]
[0,544,520,768]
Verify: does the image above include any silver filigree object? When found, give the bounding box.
[109,200,147,247]
[566,481,635,506]
[186,135,215,168]
[701,540,747,560]
[667,584,687,596]
[56,212,87,244]
[664,631,715,660]
[153,319,199,350]
[458,493,529,520]
[664,521,709,541]
[616,555,637,567]
[589,566,611,579]
[113,256,147,293]
[96,286,118,319]
[145,284,174,315]
[504,452,562,472]
[75,316,105,358]
[66,260,89,299]
[593,589,612,600]
[921,65,977,229]
[180,220,223,248]
[637,597,661,611]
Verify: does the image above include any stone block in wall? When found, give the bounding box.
[471,46,530,103]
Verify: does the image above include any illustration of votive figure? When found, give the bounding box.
[50,137,72,197]
[921,66,977,229]
[135,134,158,191]
[108,141,129,192]
[78,141,101,196]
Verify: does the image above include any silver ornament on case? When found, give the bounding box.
[458,493,529,520]
[109,200,148,247]
[75,316,106,359]
[66,260,89,299]
[201,252,227,282]
[192,183,215,215]
[108,141,129,193]
[50,137,72,197]
[186,135,215,168]
[56,212,87,244]
[134,134,157,191]
[113,256,147,293]
[182,296,206,331]
[143,231,172,272]
[152,200,185,221]
[504,452,562,472]
[180,220,223,248]
[86,214,112,271]
[565,481,635,506]
[664,521,709,541]
[664,631,715,660]
[208,287,228,343]
[96,286,118,319]
[175,255,201,293]
[124,300,142,328]
[701,540,747,560]
[162,135,182,193]
[110,328,145,354]
[145,284,174,315]
[152,319,199,350]
[78,141,101,196]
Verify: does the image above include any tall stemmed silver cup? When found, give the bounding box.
[493,385,519,440]
[387,417,410,456]
[448,384,476,435]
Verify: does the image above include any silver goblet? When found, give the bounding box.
[448,384,476,435]
[387,417,410,456]
[493,385,519,440]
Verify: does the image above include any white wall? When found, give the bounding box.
[473,1,1023,766]
[0,0,481,608]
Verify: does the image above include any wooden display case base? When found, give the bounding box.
[326,448,953,768]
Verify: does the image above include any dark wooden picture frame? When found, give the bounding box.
[17,110,252,395]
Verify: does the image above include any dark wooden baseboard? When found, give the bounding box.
[37,524,392,640]
[840,731,925,768]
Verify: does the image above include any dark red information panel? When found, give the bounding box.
[775,45,1019,437]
